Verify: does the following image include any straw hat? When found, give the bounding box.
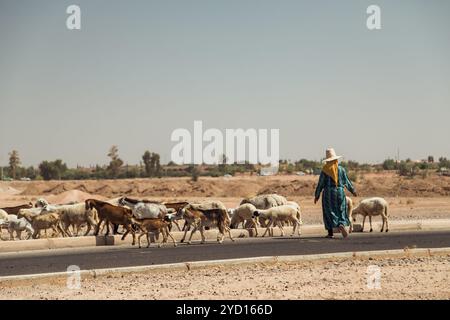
[323,148,342,163]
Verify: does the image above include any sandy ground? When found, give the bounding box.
[1,253,449,300]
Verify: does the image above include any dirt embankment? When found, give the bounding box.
[8,173,450,199]
[1,254,449,300]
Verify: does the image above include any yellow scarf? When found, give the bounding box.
[322,160,339,186]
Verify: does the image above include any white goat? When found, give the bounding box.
[252,205,301,237]
[352,197,389,232]
[119,197,167,219]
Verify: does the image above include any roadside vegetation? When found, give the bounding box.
[1,148,449,181]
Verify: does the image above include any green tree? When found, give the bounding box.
[382,159,397,170]
[142,151,161,177]
[8,150,21,179]
[38,160,67,180]
[190,165,199,182]
[107,145,123,178]
[142,151,152,177]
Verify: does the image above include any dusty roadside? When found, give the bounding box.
[1,253,449,300]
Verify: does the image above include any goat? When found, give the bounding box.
[135,217,177,248]
[86,199,137,245]
[180,205,234,244]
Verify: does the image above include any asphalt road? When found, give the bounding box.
[0,230,449,277]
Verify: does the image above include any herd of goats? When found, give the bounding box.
[0,194,390,247]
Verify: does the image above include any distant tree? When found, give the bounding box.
[153,153,161,177]
[382,159,397,171]
[398,161,419,177]
[107,145,123,178]
[142,151,152,177]
[438,157,450,169]
[190,165,199,182]
[142,151,161,177]
[8,150,21,179]
[428,156,434,163]
[38,160,67,180]
[25,166,38,180]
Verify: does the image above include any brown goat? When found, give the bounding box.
[1,203,33,215]
[135,218,177,248]
[85,199,136,245]
[180,205,234,244]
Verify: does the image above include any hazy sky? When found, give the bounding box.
[1,0,449,167]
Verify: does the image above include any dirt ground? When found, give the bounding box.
[1,253,449,300]
[1,173,450,224]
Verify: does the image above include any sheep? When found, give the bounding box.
[30,212,68,239]
[56,203,98,236]
[240,194,281,210]
[252,205,301,237]
[270,194,288,206]
[0,209,7,220]
[17,207,46,222]
[7,216,34,240]
[35,198,49,208]
[229,203,259,237]
[352,197,389,233]
[286,201,303,225]
[241,194,288,227]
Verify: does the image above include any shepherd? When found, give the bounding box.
[314,148,357,238]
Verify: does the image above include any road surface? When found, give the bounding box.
[0,230,449,277]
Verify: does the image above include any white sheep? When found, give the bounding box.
[286,201,303,225]
[58,203,98,236]
[17,207,46,221]
[35,198,49,208]
[7,216,34,240]
[0,209,8,221]
[352,197,389,232]
[229,203,259,236]
[252,205,301,237]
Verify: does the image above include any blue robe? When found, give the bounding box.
[314,166,355,230]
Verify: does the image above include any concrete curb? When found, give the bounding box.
[1,219,450,253]
[1,247,449,283]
